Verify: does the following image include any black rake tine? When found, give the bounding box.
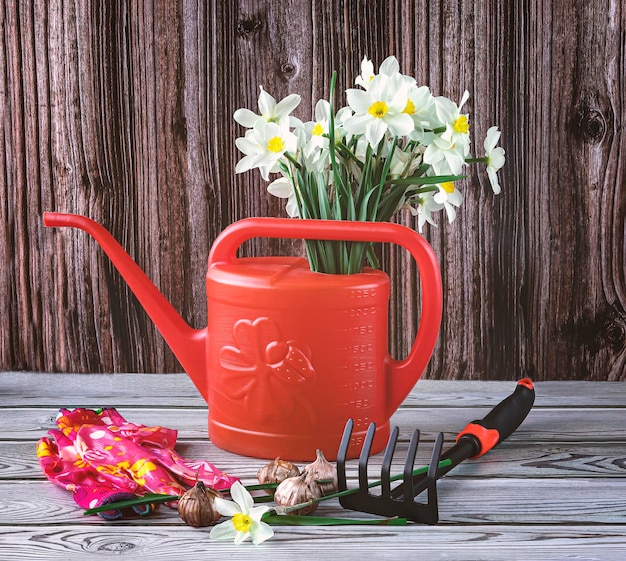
[358,423,377,491]
[381,425,399,497]
[336,418,353,491]
[402,429,420,503]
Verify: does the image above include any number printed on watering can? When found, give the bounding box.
[345,324,374,335]
[351,343,374,354]
[345,378,374,390]
[349,288,376,298]
[349,306,377,317]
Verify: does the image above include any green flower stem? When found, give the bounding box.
[465,157,487,164]
[84,493,177,516]
[269,458,452,516]
[262,513,407,526]
[83,458,452,520]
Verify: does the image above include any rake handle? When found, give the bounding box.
[394,378,535,499]
[455,378,535,459]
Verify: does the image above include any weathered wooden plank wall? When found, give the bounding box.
[1,0,624,380]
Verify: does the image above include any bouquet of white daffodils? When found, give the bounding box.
[233,55,505,274]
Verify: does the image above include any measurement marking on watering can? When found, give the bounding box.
[344,398,371,409]
[349,288,377,299]
[351,416,371,429]
[344,378,375,390]
[344,324,374,335]
[349,307,377,317]
[349,343,374,354]
[352,361,374,372]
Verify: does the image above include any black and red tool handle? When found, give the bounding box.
[456,377,535,458]
[393,378,535,499]
[437,377,535,479]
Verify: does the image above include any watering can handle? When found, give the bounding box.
[209,217,442,414]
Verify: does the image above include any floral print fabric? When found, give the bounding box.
[37,407,238,518]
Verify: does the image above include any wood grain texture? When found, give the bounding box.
[1,1,624,379]
[2,373,626,559]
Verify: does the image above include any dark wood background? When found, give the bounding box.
[2,0,624,380]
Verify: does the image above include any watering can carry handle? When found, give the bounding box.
[209,217,443,414]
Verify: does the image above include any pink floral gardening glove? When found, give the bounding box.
[37,408,238,519]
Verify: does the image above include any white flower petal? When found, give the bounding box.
[385,113,415,137]
[379,55,400,76]
[274,93,301,118]
[234,531,250,545]
[235,136,261,155]
[251,521,274,545]
[213,496,242,518]
[459,90,470,109]
[487,167,502,194]
[345,89,372,114]
[267,177,293,198]
[248,504,270,523]
[484,126,501,152]
[235,154,265,174]
[230,481,254,514]
[233,108,260,128]
[366,118,387,147]
[257,86,276,116]
[285,196,299,217]
[210,519,238,540]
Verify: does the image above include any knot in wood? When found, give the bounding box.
[281,61,297,78]
[575,104,606,144]
[237,18,262,37]
[605,317,625,350]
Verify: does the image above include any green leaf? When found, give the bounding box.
[261,514,408,526]
[386,174,465,187]
[84,493,177,516]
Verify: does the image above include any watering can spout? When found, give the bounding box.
[43,212,208,400]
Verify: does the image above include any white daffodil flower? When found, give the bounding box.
[234,120,298,180]
[402,191,443,232]
[423,135,468,176]
[267,176,299,217]
[433,181,463,223]
[210,481,274,545]
[484,126,505,194]
[355,56,376,89]
[404,85,437,141]
[234,86,301,128]
[344,73,415,148]
[231,54,505,261]
[434,90,471,148]
[303,99,332,165]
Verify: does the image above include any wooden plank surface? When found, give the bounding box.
[2,1,625,380]
[1,373,626,559]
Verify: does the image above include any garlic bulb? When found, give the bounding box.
[177,481,222,527]
[273,474,323,515]
[257,457,301,489]
[302,449,338,496]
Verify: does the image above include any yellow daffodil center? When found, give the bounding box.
[312,122,324,136]
[368,101,388,119]
[441,181,455,194]
[232,513,252,533]
[403,99,415,115]
[453,115,469,134]
[266,136,284,153]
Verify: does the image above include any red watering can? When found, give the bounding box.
[44,213,442,460]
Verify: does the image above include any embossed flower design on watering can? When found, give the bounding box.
[218,318,317,424]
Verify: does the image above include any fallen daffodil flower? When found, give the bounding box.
[210,481,274,545]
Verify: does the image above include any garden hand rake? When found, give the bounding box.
[336,378,535,523]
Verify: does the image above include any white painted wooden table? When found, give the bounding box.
[1,372,625,560]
